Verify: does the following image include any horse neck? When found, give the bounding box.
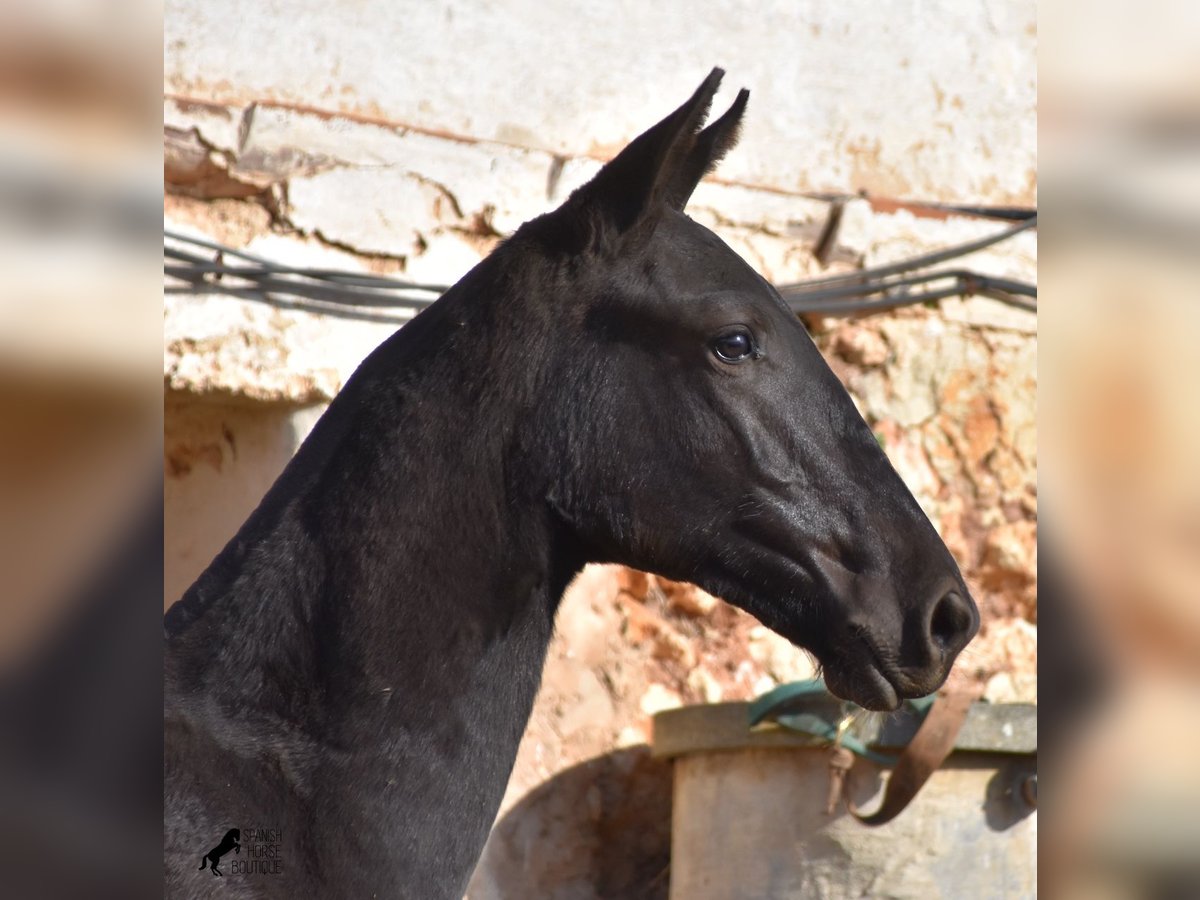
[168,272,579,794]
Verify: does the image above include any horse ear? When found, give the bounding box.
[568,68,726,244]
[664,88,749,210]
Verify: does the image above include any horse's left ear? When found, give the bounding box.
[565,68,738,248]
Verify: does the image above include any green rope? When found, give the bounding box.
[748,678,936,767]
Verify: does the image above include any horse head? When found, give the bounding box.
[513,69,978,710]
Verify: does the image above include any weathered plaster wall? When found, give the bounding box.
[165,0,1036,204]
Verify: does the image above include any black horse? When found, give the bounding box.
[164,69,978,898]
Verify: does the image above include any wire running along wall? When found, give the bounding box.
[165,217,1036,324]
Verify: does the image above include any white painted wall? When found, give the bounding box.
[165,0,1036,205]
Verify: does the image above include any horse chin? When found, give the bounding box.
[822,658,902,712]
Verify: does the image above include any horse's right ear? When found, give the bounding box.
[560,68,726,250]
[664,88,748,210]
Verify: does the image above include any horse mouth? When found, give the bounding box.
[816,629,922,712]
[822,654,902,712]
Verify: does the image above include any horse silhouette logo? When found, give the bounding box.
[199,828,240,876]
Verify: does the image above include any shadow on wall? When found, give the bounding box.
[163,393,326,606]
[467,746,673,900]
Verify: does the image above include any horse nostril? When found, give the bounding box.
[928,590,978,655]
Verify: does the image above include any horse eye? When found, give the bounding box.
[711,329,756,363]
